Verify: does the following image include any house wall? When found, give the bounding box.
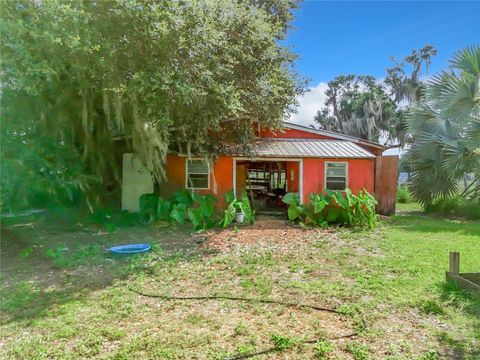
[302,158,374,203]
[161,155,374,208]
[161,154,233,208]
[285,161,299,192]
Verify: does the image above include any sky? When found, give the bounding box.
[285,1,480,127]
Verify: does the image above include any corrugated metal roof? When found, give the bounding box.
[283,122,384,149]
[224,138,375,159]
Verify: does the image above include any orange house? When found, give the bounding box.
[152,122,397,214]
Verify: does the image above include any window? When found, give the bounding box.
[186,159,210,189]
[325,162,347,190]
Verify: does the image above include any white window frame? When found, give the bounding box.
[185,158,210,190]
[324,161,348,191]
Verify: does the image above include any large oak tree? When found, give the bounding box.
[1,0,305,210]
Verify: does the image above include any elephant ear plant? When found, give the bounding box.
[139,190,218,231]
[282,189,378,229]
[282,192,329,227]
[222,191,255,227]
[188,193,217,231]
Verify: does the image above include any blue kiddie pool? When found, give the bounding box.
[108,243,151,255]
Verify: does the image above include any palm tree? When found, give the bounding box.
[406,46,480,205]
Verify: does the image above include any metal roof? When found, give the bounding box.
[283,122,384,149]
[225,138,376,159]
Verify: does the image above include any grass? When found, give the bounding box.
[1,204,479,359]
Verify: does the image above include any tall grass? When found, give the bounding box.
[424,197,480,220]
[396,185,413,204]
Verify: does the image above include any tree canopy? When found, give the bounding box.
[313,75,397,144]
[1,0,305,210]
[314,45,437,146]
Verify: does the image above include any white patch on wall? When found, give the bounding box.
[122,153,154,212]
[288,82,329,127]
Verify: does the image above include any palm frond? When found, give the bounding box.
[450,45,480,77]
[406,45,480,204]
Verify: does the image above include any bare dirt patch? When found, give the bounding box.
[203,215,335,252]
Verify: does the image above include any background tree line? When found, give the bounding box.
[314,45,437,147]
[314,45,479,205]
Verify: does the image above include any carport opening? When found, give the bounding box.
[235,160,299,214]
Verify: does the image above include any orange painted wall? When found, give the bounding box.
[302,158,374,203]
[161,154,233,208]
[162,156,374,206]
[285,161,299,192]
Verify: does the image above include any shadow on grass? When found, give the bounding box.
[387,213,480,236]
[0,247,212,326]
[0,218,212,326]
[435,281,480,359]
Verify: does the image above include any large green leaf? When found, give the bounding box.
[310,193,329,213]
[174,190,194,207]
[331,191,349,209]
[239,193,255,224]
[222,203,237,227]
[188,207,203,231]
[225,190,236,205]
[282,192,300,205]
[157,196,172,221]
[170,203,187,224]
[287,204,301,221]
[199,195,216,218]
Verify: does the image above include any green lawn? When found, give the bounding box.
[1,204,479,359]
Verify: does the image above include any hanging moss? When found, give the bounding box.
[1,0,305,210]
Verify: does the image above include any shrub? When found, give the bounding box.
[424,197,480,220]
[282,189,378,229]
[396,185,412,203]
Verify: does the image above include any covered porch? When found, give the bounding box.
[233,158,302,214]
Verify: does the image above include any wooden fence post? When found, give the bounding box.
[449,252,460,274]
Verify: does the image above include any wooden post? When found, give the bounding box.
[449,252,460,274]
[245,166,255,207]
